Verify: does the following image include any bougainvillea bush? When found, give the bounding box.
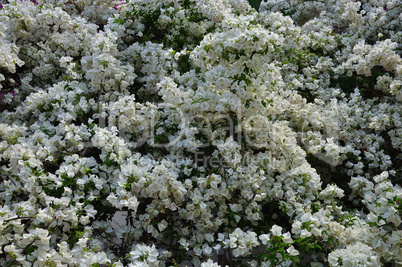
[0,0,401,266]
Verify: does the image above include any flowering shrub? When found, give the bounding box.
[0,0,401,266]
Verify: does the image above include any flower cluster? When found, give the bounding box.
[0,0,401,266]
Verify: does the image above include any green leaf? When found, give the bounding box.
[191,98,209,104]
[24,245,38,255]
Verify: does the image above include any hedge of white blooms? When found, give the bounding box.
[0,0,401,266]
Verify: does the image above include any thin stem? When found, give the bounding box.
[0,169,17,186]
[44,160,60,167]
[4,216,35,223]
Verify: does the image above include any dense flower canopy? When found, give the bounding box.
[0,0,401,266]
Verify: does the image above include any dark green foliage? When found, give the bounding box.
[248,0,262,11]
[177,54,192,74]
[330,66,391,98]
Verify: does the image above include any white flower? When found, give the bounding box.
[179,238,190,251]
[259,234,270,245]
[287,245,299,256]
[271,225,282,236]
[328,242,380,267]
[201,259,220,267]
[282,232,293,244]
[226,228,259,257]
[60,56,73,68]
[157,220,168,232]
[0,0,401,266]
[130,244,159,266]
